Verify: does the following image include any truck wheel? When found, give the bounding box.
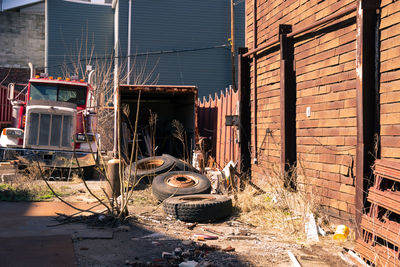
[163,194,232,222]
[162,154,199,173]
[152,171,211,201]
[131,155,176,182]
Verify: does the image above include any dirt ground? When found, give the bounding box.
[44,181,355,267]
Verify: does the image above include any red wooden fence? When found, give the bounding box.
[198,87,239,169]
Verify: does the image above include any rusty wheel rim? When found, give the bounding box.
[137,159,164,170]
[166,174,199,188]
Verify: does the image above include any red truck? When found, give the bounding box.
[0,67,97,174]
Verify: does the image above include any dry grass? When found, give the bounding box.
[233,162,324,240]
[127,187,158,207]
[1,170,58,201]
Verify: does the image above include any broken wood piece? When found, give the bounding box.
[287,251,302,267]
[202,227,224,236]
[337,252,356,267]
[345,249,368,267]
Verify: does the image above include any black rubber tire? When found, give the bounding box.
[162,154,199,173]
[132,155,176,179]
[152,171,211,201]
[163,194,232,222]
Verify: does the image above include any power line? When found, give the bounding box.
[43,44,230,70]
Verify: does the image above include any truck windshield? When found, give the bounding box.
[30,83,87,106]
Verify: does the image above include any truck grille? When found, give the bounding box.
[26,112,73,149]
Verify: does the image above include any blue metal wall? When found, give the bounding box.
[46,0,244,97]
[126,0,245,97]
[47,0,114,75]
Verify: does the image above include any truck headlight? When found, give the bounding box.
[3,128,24,138]
[76,134,86,141]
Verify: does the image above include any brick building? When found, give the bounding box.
[240,0,400,226]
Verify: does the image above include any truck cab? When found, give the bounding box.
[0,73,97,169]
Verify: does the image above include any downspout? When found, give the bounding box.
[127,0,132,84]
[252,0,257,164]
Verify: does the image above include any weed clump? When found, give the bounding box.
[0,183,57,201]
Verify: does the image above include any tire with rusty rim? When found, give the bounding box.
[163,194,232,222]
[162,154,199,173]
[152,171,211,201]
[132,156,176,181]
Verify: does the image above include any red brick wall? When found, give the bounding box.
[246,0,358,224]
[246,0,400,224]
[380,0,400,162]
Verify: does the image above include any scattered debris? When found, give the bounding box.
[222,246,235,252]
[138,232,171,240]
[162,252,174,259]
[174,247,183,256]
[284,216,301,221]
[204,168,224,194]
[304,213,319,242]
[134,214,162,224]
[345,248,368,267]
[338,251,356,267]
[287,250,302,267]
[115,225,130,232]
[182,240,194,246]
[317,226,326,236]
[193,234,218,241]
[202,227,224,236]
[333,225,349,241]
[73,231,114,239]
[225,236,259,241]
[179,260,199,267]
[186,222,198,230]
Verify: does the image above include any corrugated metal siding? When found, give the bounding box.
[47,0,114,75]
[128,0,245,97]
[47,0,245,97]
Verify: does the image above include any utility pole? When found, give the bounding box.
[231,0,237,91]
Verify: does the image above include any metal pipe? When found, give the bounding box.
[243,38,278,57]
[231,0,236,91]
[252,0,257,162]
[127,0,132,84]
[44,0,48,74]
[113,0,119,158]
[243,3,357,58]
[287,3,357,38]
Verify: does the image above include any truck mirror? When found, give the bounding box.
[7,83,15,101]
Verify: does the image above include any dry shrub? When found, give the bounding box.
[234,161,323,239]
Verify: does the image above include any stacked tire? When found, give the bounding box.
[131,154,232,222]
